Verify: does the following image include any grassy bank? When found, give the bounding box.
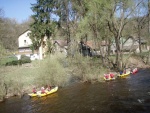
[68,54,107,82]
[0,54,71,101]
[0,53,108,101]
[1,53,148,101]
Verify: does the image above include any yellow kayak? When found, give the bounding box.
[118,71,130,77]
[28,86,58,97]
[28,93,37,97]
[104,77,115,81]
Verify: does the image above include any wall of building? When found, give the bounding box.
[18,30,32,47]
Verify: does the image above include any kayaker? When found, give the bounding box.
[32,87,37,94]
[110,73,114,78]
[123,69,126,74]
[134,68,138,72]
[41,87,45,94]
[122,67,126,74]
[132,68,138,73]
[120,70,123,75]
[104,74,109,79]
[46,85,51,91]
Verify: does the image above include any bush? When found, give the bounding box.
[68,54,106,82]
[35,54,70,86]
[20,55,31,64]
[5,60,18,66]
[4,56,18,66]
[5,55,31,66]
[0,77,7,101]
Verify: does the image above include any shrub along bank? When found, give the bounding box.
[0,55,31,66]
[5,55,31,66]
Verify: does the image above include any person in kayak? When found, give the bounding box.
[133,68,137,72]
[32,87,37,94]
[123,69,126,74]
[110,73,114,78]
[41,87,46,94]
[104,74,109,79]
[119,70,123,75]
[46,85,51,91]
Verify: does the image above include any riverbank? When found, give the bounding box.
[0,55,150,102]
[0,54,70,102]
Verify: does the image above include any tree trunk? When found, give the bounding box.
[107,39,111,56]
[147,0,150,64]
[39,36,44,60]
[146,50,150,64]
[115,36,122,70]
[138,25,142,53]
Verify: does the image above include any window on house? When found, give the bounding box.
[24,40,27,45]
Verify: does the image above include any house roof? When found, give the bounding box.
[128,35,147,43]
[135,38,147,44]
[123,45,138,51]
[54,40,68,47]
[18,29,30,37]
[84,40,109,49]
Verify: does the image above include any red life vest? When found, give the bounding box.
[33,88,36,93]
[105,74,109,79]
[41,89,45,94]
[110,73,114,78]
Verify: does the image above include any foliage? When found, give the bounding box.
[1,1,150,101]
[30,0,57,50]
[0,8,33,52]
[35,54,70,86]
[0,18,21,50]
[0,53,70,99]
[4,55,31,66]
[0,55,17,66]
[5,60,18,66]
[20,55,31,64]
[0,76,6,101]
[68,54,106,82]
[0,42,11,61]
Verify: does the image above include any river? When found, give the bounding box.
[0,69,150,113]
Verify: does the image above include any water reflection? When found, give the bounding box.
[0,69,150,113]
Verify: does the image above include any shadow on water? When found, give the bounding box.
[0,69,150,113]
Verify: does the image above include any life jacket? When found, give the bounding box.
[105,74,109,79]
[120,71,123,75]
[123,70,126,74]
[33,89,36,93]
[41,89,45,93]
[110,73,114,78]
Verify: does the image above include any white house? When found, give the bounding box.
[16,30,68,60]
[18,30,32,48]
[16,30,40,60]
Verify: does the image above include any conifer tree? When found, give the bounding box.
[30,0,56,51]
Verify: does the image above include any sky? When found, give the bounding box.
[0,0,36,23]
